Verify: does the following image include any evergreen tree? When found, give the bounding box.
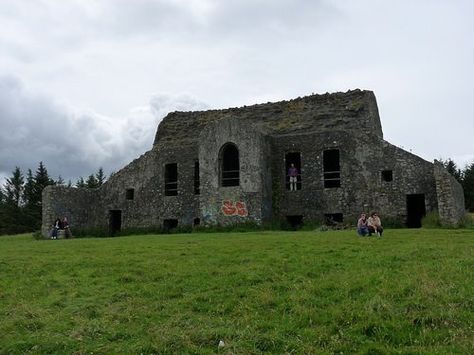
[56,175,65,186]
[76,177,86,188]
[86,174,99,188]
[32,162,54,208]
[462,161,474,212]
[4,167,24,207]
[96,167,106,186]
[442,158,463,183]
[23,169,35,207]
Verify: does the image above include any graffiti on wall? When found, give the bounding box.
[221,200,248,217]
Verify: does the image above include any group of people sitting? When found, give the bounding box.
[357,212,383,237]
[50,216,73,239]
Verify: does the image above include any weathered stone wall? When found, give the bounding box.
[270,132,438,225]
[42,186,99,237]
[199,118,272,225]
[154,90,383,146]
[433,161,466,226]
[41,89,466,234]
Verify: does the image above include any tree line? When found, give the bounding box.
[0,162,106,235]
[1,159,473,235]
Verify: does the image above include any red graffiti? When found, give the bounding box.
[235,201,248,217]
[221,200,248,217]
[222,200,237,215]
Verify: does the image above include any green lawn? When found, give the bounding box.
[0,229,473,354]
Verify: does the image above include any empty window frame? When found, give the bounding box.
[323,149,341,188]
[381,170,393,182]
[193,218,201,226]
[285,152,302,190]
[194,161,200,195]
[220,143,240,187]
[164,163,178,196]
[125,188,135,200]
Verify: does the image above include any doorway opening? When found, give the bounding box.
[286,215,303,230]
[163,219,178,232]
[109,210,122,236]
[406,194,426,228]
[285,152,302,190]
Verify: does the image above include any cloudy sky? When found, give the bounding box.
[1,0,473,184]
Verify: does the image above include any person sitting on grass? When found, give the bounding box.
[368,211,383,237]
[357,212,369,236]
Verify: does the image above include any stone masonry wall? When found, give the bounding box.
[434,161,466,226]
[270,131,438,225]
[199,118,272,225]
[42,186,99,237]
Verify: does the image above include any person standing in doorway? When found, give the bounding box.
[288,163,299,191]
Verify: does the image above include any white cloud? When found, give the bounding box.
[0,76,206,183]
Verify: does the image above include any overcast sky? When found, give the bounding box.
[1,0,473,185]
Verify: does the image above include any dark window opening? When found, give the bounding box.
[286,215,303,230]
[285,152,302,191]
[406,194,426,228]
[323,149,341,188]
[163,219,178,232]
[324,213,343,226]
[109,210,122,236]
[125,188,135,200]
[165,163,178,196]
[193,218,200,226]
[220,143,239,187]
[382,170,393,182]
[194,161,200,195]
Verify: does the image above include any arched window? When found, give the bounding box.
[220,143,240,187]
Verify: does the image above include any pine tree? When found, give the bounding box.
[33,162,54,208]
[462,162,474,212]
[96,167,106,186]
[442,158,463,183]
[86,174,99,188]
[56,175,65,186]
[4,167,24,207]
[23,169,35,207]
[76,177,86,188]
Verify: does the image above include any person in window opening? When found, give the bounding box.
[368,211,383,237]
[357,212,369,236]
[288,163,299,191]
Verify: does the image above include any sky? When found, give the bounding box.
[1,0,473,185]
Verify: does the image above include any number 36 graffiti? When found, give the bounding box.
[221,200,248,217]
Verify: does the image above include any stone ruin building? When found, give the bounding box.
[42,89,465,236]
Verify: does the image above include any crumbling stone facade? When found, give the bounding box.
[42,89,465,236]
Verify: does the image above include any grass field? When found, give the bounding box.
[0,229,473,354]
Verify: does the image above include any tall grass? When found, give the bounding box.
[1,229,473,353]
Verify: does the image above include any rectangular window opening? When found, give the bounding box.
[193,218,200,226]
[285,152,302,191]
[323,149,341,188]
[125,188,135,200]
[164,163,178,196]
[194,161,200,195]
[381,170,393,182]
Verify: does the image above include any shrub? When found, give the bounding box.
[421,211,441,228]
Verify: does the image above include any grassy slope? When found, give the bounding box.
[0,230,473,354]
